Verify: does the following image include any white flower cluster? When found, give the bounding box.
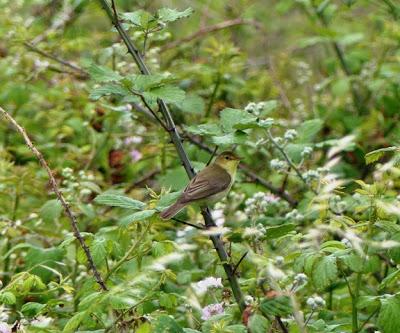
[285,209,304,222]
[296,61,312,85]
[306,296,326,309]
[244,192,281,216]
[303,167,329,183]
[211,207,225,227]
[201,302,224,320]
[243,224,266,240]
[258,118,275,127]
[284,129,298,141]
[61,168,95,200]
[245,101,268,116]
[270,159,287,172]
[294,273,308,285]
[301,146,313,158]
[195,277,223,293]
[329,195,347,213]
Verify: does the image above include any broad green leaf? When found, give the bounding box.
[379,269,400,291]
[378,295,400,333]
[157,8,193,22]
[176,93,205,114]
[0,291,16,305]
[40,199,63,223]
[339,253,363,272]
[220,108,257,132]
[156,191,181,210]
[389,232,400,264]
[90,83,130,101]
[90,237,107,266]
[185,123,221,136]
[212,131,247,145]
[94,193,145,210]
[25,247,64,282]
[122,10,149,27]
[365,146,398,165]
[87,63,122,82]
[265,223,296,240]
[21,302,46,317]
[297,119,323,143]
[312,256,338,290]
[159,292,178,309]
[332,78,350,97]
[260,296,292,316]
[120,210,156,225]
[144,85,185,103]
[248,314,270,333]
[153,314,184,333]
[63,311,88,333]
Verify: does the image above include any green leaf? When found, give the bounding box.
[122,10,149,27]
[87,63,122,82]
[389,232,400,264]
[265,223,296,240]
[378,295,400,333]
[25,247,64,282]
[153,314,184,333]
[248,314,270,333]
[365,146,398,165]
[144,85,185,103]
[21,302,46,317]
[157,8,193,22]
[40,199,63,223]
[340,253,363,272]
[296,119,323,143]
[212,131,247,145]
[0,291,16,305]
[176,93,205,114]
[90,237,107,266]
[379,269,400,291]
[120,210,156,226]
[312,255,338,290]
[94,193,145,210]
[220,108,258,132]
[159,292,178,309]
[260,296,292,316]
[63,311,88,333]
[185,123,221,136]
[89,83,130,101]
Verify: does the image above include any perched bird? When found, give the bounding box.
[160,151,241,220]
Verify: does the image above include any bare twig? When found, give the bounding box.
[160,18,262,52]
[0,106,108,291]
[23,41,89,79]
[232,251,248,275]
[97,0,246,311]
[171,217,205,230]
[206,146,219,166]
[184,133,297,206]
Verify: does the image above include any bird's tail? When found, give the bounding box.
[160,201,186,220]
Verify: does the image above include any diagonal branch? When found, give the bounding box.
[97,0,245,311]
[0,106,108,291]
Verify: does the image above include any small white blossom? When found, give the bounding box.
[0,323,11,333]
[201,303,224,320]
[294,273,308,284]
[301,146,313,158]
[270,159,286,171]
[284,129,298,141]
[195,277,223,293]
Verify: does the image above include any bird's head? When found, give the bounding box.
[214,151,241,174]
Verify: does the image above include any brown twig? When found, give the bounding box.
[160,18,262,52]
[0,106,108,291]
[23,41,89,79]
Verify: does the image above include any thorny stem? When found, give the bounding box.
[97,0,246,312]
[0,106,108,291]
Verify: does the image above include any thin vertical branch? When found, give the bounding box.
[0,106,108,291]
[97,0,245,311]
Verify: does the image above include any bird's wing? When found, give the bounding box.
[179,164,231,204]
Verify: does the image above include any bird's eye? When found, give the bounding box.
[225,156,229,160]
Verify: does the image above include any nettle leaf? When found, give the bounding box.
[90,237,107,266]
[265,223,296,240]
[379,269,400,291]
[176,93,205,114]
[0,291,16,305]
[296,119,323,143]
[94,193,145,210]
[212,131,247,146]
[129,74,169,90]
[120,210,156,226]
[62,311,88,333]
[220,108,258,132]
[87,63,122,82]
[122,10,149,27]
[157,7,193,23]
[312,255,338,290]
[248,314,270,333]
[40,199,63,223]
[378,295,400,333]
[153,314,184,333]
[90,83,130,101]
[21,302,46,317]
[185,123,222,136]
[144,85,185,103]
[365,146,398,165]
[260,296,292,316]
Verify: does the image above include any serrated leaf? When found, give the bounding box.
[90,83,130,101]
[63,311,88,333]
[265,223,296,240]
[248,314,270,333]
[365,146,398,165]
[87,63,122,82]
[220,108,258,132]
[312,255,338,290]
[0,291,16,305]
[185,123,221,136]
[153,315,184,333]
[120,210,156,225]
[157,7,193,22]
[94,193,145,210]
[297,119,323,143]
[212,131,247,145]
[260,296,292,316]
[122,10,149,27]
[21,302,46,317]
[40,199,63,223]
[176,93,205,114]
[90,237,107,266]
[379,269,400,291]
[378,295,400,333]
[144,85,185,103]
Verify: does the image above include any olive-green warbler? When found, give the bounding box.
[160,151,240,219]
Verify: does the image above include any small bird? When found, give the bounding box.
[160,151,241,220]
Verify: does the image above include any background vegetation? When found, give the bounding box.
[1,0,400,332]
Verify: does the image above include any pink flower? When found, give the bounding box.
[201,303,224,320]
[0,323,11,333]
[129,149,142,161]
[124,136,143,145]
